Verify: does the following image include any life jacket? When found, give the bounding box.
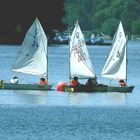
[39,80,48,85]
[119,82,126,87]
[70,80,79,86]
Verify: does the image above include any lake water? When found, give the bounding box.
[0,41,140,140]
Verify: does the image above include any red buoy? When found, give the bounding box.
[57,81,67,91]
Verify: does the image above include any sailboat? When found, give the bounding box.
[62,21,108,92]
[2,18,52,90]
[101,21,134,92]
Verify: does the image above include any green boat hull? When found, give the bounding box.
[2,82,52,90]
[107,86,134,92]
[62,85,134,93]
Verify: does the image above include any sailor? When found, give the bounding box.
[70,76,80,86]
[39,77,48,85]
[10,76,19,84]
[86,78,97,87]
[119,79,126,87]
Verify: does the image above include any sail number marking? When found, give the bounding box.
[32,29,39,48]
[72,38,87,62]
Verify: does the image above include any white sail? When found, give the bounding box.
[12,18,48,77]
[70,21,96,79]
[101,21,126,80]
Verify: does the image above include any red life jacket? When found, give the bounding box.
[70,80,79,86]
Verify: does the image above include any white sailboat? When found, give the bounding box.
[101,21,134,92]
[63,21,108,92]
[69,21,96,79]
[3,18,52,90]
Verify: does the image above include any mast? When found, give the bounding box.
[45,19,48,81]
[126,35,128,84]
[69,28,71,84]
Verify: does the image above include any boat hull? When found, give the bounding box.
[62,84,108,92]
[62,85,134,93]
[2,82,52,90]
[107,86,134,92]
[0,80,3,89]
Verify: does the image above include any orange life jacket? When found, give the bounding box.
[39,80,48,85]
[70,80,79,86]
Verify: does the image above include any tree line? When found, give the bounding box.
[63,0,140,37]
[0,0,140,44]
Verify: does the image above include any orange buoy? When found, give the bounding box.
[57,81,67,91]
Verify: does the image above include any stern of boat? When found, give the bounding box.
[108,86,134,93]
[0,80,3,89]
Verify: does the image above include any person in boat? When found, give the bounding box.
[39,77,48,85]
[86,78,98,87]
[10,76,19,84]
[119,79,126,87]
[70,76,80,86]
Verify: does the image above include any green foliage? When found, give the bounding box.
[63,3,82,28]
[64,0,140,36]
[15,25,22,34]
[101,18,118,38]
[131,19,140,34]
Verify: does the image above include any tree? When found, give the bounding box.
[101,18,118,37]
[63,3,82,29]
[131,19,140,34]
[64,0,140,35]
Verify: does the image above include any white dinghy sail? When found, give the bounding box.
[12,18,48,77]
[3,18,52,90]
[70,21,96,79]
[101,21,127,80]
[101,21,134,92]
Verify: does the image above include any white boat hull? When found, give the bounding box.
[2,82,52,90]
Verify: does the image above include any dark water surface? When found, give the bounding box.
[0,41,140,140]
[0,106,140,140]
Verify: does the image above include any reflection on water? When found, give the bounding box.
[0,90,127,106]
[0,90,48,105]
[69,92,126,106]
